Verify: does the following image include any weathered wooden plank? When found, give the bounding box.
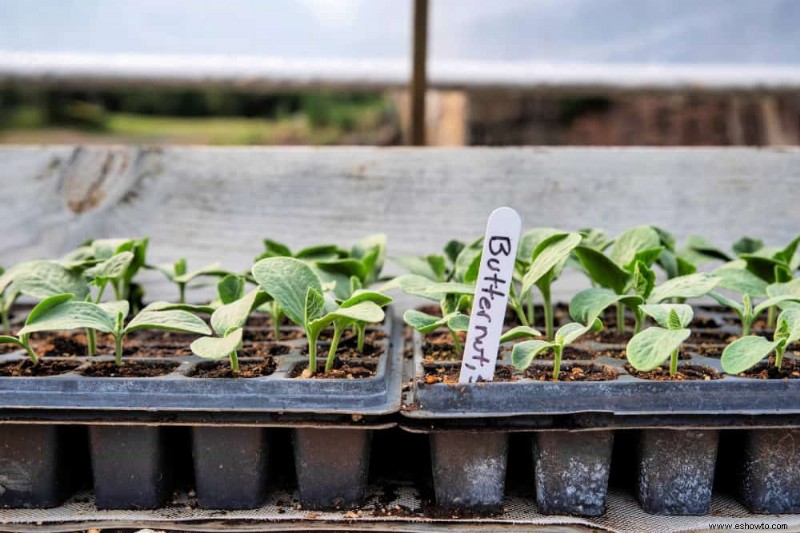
[1,146,798,300]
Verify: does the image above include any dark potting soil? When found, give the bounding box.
[421,364,516,384]
[0,342,22,354]
[523,363,618,382]
[688,329,736,344]
[575,329,630,345]
[739,358,800,379]
[240,342,292,358]
[32,334,90,357]
[125,329,203,344]
[243,328,304,342]
[688,343,725,358]
[80,361,180,378]
[593,348,627,359]
[190,359,277,379]
[0,358,81,377]
[245,313,292,328]
[291,358,378,379]
[624,363,720,381]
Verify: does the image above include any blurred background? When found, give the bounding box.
[1,0,798,147]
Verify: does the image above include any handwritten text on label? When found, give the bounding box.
[458,207,522,383]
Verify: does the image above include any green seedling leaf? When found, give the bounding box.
[732,237,764,256]
[573,246,630,294]
[262,239,293,257]
[558,320,602,345]
[252,257,323,326]
[578,228,612,251]
[499,326,542,343]
[647,273,719,303]
[632,261,656,300]
[777,308,800,345]
[512,340,555,370]
[191,327,244,361]
[753,295,800,317]
[211,289,268,336]
[444,240,465,265]
[569,288,641,326]
[640,304,693,329]
[518,228,561,263]
[721,336,782,375]
[521,232,582,295]
[391,255,447,282]
[218,275,246,305]
[172,262,228,284]
[86,252,134,282]
[714,261,768,297]
[626,327,691,372]
[403,310,450,334]
[447,313,470,331]
[13,261,89,300]
[608,226,661,269]
[391,275,474,301]
[341,290,393,308]
[315,301,384,326]
[766,279,800,310]
[296,244,342,261]
[19,295,115,335]
[126,308,210,335]
[683,235,733,262]
[141,301,215,314]
[454,238,483,283]
[305,287,326,325]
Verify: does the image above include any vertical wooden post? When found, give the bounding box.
[410,0,429,146]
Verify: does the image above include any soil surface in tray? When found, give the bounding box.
[688,343,725,358]
[80,361,180,378]
[190,359,277,378]
[239,342,292,358]
[523,363,618,382]
[0,359,81,377]
[291,358,377,379]
[422,364,516,384]
[624,363,720,381]
[243,328,304,342]
[29,332,194,358]
[739,358,800,379]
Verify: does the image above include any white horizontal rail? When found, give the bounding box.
[2,52,800,93]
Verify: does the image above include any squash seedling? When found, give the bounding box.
[625,304,693,377]
[252,257,390,374]
[652,227,699,279]
[387,273,474,353]
[570,266,718,337]
[15,295,210,365]
[721,308,800,375]
[404,310,470,355]
[191,288,269,373]
[573,226,664,334]
[0,259,92,342]
[517,231,582,339]
[510,228,561,329]
[709,263,800,336]
[511,320,601,381]
[153,258,231,303]
[391,240,467,282]
[739,235,800,327]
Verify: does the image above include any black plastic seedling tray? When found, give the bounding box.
[401,306,800,516]
[0,310,401,511]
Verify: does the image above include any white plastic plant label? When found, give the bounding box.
[458,207,522,383]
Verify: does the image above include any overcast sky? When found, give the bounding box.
[1,0,797,64]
